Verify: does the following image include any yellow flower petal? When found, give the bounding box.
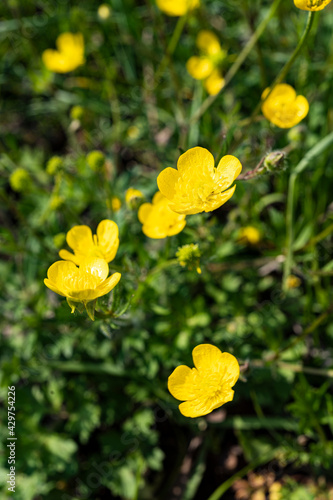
[42,33,85,73]
[177,146,215,176]
[178,389,234,418]
[80,257,109,281]
[66,225,95,255]
[157,167,179,200]
[205,185,236,212]
[216,155,243,192]
[58,249,81,265]
[156,0,200,16]
[95,272,122,297]
[196,30,221,56]
[168,365,197,400]
[138,192,186,239]
[96,219,119,262]
[294,0,332,10]
[204,69,225,96]
[186,56,213,80]
[138,203,153,224]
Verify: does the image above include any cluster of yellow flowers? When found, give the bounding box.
[42,0,332,419]
[137,146,242,239]
[186,31,226,96]
[45,220,121,320]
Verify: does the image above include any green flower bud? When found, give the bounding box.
[263,151,285,173]
[47,156,63,175]
[87,150,105,171]
[9,168,31,192]
[70,105,84,121]
[176,244,201,274]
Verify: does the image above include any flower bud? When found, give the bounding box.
[86,150,105,171]
[263,151,285,173]
[176,244,201,274]
[47,156,63,175]
[9,168,31,192]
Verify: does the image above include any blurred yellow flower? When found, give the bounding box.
[204,69,225,96]
[261,84,309,129]
[59,220,119,265]
[157,146,242,215]
[98,4,112,19]
[156,0,200,16]
[186,30,226,95]
[138,191,186,239]
[44,257,121,319]
[168,344,239,418]
[111,197,122,211]
[238,226,261,245]
[125,187,144,207]
[286,275,301,289]
[9,168,31,192]
[42,33,85,73]
[294,0,332,10]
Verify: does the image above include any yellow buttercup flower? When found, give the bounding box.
[59,220,119,265]
[138,191,186,239]
[168,344,239,418]
[238,226,261,245]
[111,197,122,211]
[261,84,309,129]
[286,275,301,289]
[44,257,121,319]
[42,33,85,73]
[156,0,200,16]
[125,187,144,207]
[98,4,112,19]
[157,147,242,215]
[294,0,332,10]
[186,31,226,95]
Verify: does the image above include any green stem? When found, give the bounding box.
[283,132,333,290]
[155,14,188,84]
[190,0,283,125]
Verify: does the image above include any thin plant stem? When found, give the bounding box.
[283,132,333,290]
[189,0,283,126]
[207,450,277,500]
[155,14,188,85]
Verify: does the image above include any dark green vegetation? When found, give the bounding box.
[1,0,333,498]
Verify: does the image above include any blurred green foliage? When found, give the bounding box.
[1,0,333,499]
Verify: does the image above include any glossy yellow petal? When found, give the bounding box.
[192,344,224,372]
[56,32,84,53]
[196,30,221,56]
[216,155,242,192]
[178,389,234,418]
[186,56,213,80]
[44,278,66,297]
[80,257,109,281]
[95,272,121,297]
[66,225,95,254]
[168,365,197,400]
[157,167,179,199]
[156,0,200,16]
[177,146,215,176]
[96,219,119,262]
[152,191,165,204]
[138,203,153,224]
[262,84,296,102]
[294,0,331,10]
[166,219,187,236]
[58,249,81,265]
[46,260,79,294]
[204,70,225,96]
[204,185,236,212]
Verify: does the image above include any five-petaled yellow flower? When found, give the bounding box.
[157,147,242,215]
[59,220,119,265]
[186,31,226,95]
[238,226,261,245]
[294,0,332,10]
[261,84,309,129]
[44,257,121,319]
[138,191,186,239]
[168,344,240,418]
[156,0,200,16]
[42,33,85,73]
